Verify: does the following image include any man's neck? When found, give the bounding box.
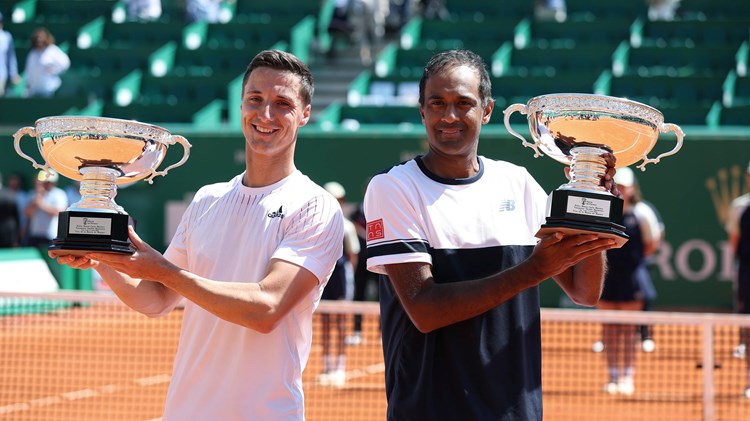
[420,153,480,180]
[243,160,295,188]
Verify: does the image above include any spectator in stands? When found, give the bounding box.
[364,49,618,419]
[0,12,21,97]
[534,0,567,22]
[24,170,67,248]
[598,167,660,396]
[50,50,344,420]
[6,172,30,245]
[352,0,387,65]
[186,0,224,23]
[726,161,750,398]
[419,0,449,21]
[647,0,681,21]
[23,27,70,98]
[327,0,386,65]
[318,181,360,387]
[0,172,21,248]
[124,0,162,21]
[386,0,414,33]
[325,0,353,61]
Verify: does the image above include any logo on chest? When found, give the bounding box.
[267,206,284,219]
[499,199,516,212]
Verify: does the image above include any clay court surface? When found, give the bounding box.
[2,300,750,420]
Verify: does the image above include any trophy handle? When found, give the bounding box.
[144,135,193,184]
[636,123,685,171]
[13,126,51,174]
[503,103,544,158]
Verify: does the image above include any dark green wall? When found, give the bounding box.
[3,123,749,311]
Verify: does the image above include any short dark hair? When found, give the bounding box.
[241,50,314,106]
[419,49,493,108]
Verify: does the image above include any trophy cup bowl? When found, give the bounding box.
[14,116,192,256]
[503,93,684,247]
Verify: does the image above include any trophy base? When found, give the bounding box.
[539,189,628,248]
[537,218,629,248]
[50,211,135,256]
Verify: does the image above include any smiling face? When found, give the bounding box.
[419,64,494,161]
[240,66,310,160]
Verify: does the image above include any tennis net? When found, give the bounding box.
[1,291,749,421]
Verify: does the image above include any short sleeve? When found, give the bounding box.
[364,173,431,275]
[272,194,344,284]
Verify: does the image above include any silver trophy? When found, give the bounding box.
[503,93,684,247]
[14,116,191,256]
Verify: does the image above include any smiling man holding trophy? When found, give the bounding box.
[26,50,344,420]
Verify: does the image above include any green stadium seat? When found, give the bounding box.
[102,101,217,125]
[621,45,738,77]
[648,102,720,126]
[315,101,421,130]
[67,46,156,76]
[172,45,265,77]
[490,74,600,111]
[380,44,498,79]
[443,0,531,19]
[0,97,87,126]
[137,72,237,106]
[348,73,420,106]
[678,0,750,19]
[565,0,647,20]
[158,0,187,22]
[529,18,633,48]
[202,20,296,50]
[100,21,185,49]
[608,74,724,108]
[57,72,126,102]
[499,44,615,77]
[340,105,422,126]
[5,21,79,49]
[718,104,750,126]
[234,0,318,21]
[417,16,520,48]
[728,74,750,106]
[21,0,117,24]
[633,18,750,48]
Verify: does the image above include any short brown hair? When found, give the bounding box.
[241,50,314,106]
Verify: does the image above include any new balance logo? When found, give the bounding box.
[499,199,516,212]
[267,206,284,219]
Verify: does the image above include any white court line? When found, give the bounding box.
[61,389,98,400]
[135,374,171,387]
[0,374,171,416]
[28,395,62,407]
[0,402,30,414]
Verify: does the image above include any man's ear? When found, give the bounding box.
[482,99,495,125]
